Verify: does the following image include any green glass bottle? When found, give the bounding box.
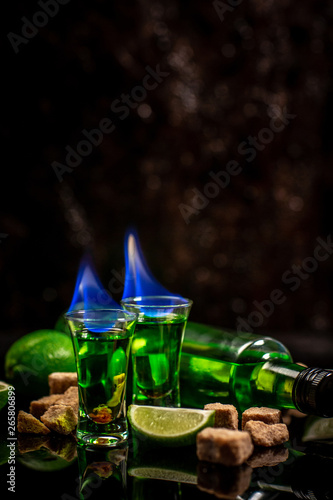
[180,322,333,416]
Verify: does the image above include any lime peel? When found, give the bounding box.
[128,405,215,447]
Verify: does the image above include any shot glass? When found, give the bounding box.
[65,308,137,447]
[120,296,192,407]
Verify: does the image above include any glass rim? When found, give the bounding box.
[120,295,193,309]
[64,308,137,322]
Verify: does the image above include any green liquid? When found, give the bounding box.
[180,353,304,412]
[178,323,333,417]
[179,321,306,412]
[132,317,186,402]
[72,329,132,444]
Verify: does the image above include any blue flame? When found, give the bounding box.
[122,227,179,300]
[68,252,119,333]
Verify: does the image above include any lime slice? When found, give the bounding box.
[129,466,197,484]
[127,405,215,447]
[302,416,333,442]
[0,381,10,412]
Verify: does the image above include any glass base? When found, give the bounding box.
[132,388,180,407]
[77,416,128,448]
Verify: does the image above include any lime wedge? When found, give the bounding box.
[128,466,197,484]
[0,381,10,412]
[302,416,333,442]
[127,405,215,447]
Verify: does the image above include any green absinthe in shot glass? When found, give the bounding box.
[65,309,137,447]
[133,318,184,398]
[121,296,192,407]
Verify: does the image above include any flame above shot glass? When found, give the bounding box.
[120,295,192,407]
[65,308,137,448]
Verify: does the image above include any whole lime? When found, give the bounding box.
[4,330,76,398]
[54,313,71,337]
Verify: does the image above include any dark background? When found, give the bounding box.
[1,0,333,366]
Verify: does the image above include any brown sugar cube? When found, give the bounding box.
[55,386,79,415]
[197,462,252,499]
[242,407,282,429]
[41,404,77,435]
[196,427,254,466]
[204,403,238,430]
[48,372,78,395]
[244,421,289,447]
[17,410,51,435]
[29,394,62,419]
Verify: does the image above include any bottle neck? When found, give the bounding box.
[293,367,333,417]
[252,361,304,410]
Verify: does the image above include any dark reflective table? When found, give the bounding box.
[1,329,333,500]
[2,402,333,500]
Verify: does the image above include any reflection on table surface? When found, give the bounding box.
[2,415,333,500]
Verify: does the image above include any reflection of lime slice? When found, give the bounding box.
[111,348,127,375]
[128,405,215,447]
[0,381,10,412]
[129,467,197,484]
[149,354,169,386]
[108,373,126,407]
[18,448,74,472]
[303,416,333,442]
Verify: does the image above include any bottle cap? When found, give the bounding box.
[293,367,333,417]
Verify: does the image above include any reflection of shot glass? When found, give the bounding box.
[65,309,137,447]
[120,296,192,407]
[77,443,128,500]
